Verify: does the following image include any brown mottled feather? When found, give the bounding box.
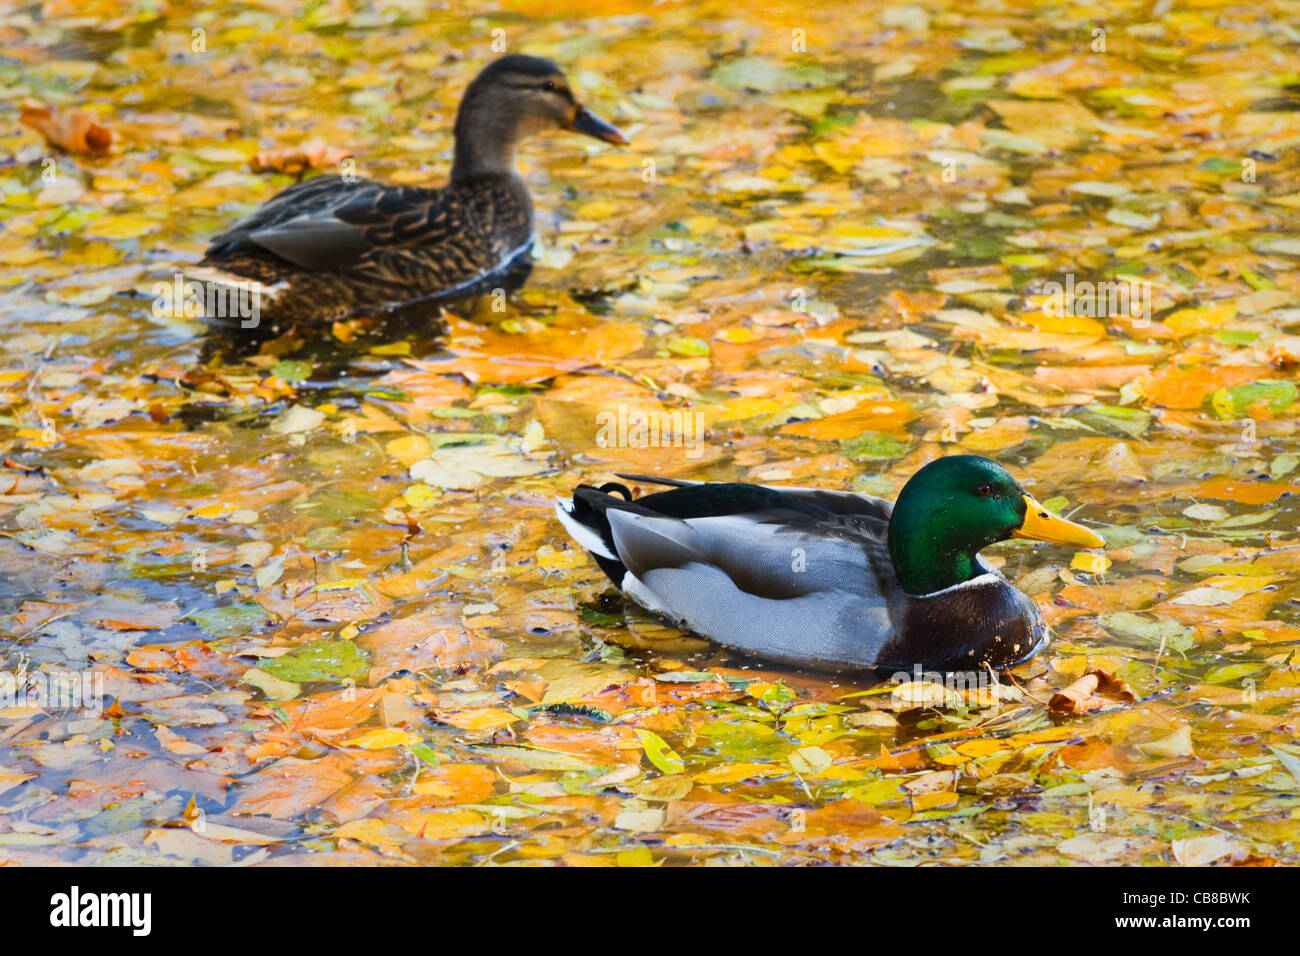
[198,172,534,328]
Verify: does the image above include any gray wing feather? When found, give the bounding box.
[605,509,700,571]
[247,213,370,270]
[638,564,891,668]
[606,511,894,668]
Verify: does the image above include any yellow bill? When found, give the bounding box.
[1013,495,1105,549]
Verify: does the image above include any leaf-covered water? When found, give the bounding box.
[1,0,1298,865]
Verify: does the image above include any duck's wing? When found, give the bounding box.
[558,483,901,669]
[204,176,453,272]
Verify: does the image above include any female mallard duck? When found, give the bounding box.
[555,455,1105,672]
[192,54,625,332]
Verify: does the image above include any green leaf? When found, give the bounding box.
[635,729,686,774]
[1215,329,1260,346]
[186,603,271,638]
[361,385,411,401]
[845,778,906,805]
[1039,782,1092,797]
[1202,663,1263,684]
[757,682,797,709]
[664,335,710,357]
[401,742,439,768]
[1083,404,1152,437]
[654,670,715,683]
[841,432,910,461]
[1239,269,1276,291]
[578,605,623,627]
[1198,157,1241,173]
[259,639,370,683]
[1207,381,1299,419]
[529,703,613,722]
[1097,612,1195,653]
[270,360,312,384]
[909,805,989,822]
[712,56,844,93]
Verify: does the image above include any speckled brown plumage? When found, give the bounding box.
[198,172,535,329]
[194,55,624,333]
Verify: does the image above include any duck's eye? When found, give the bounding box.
[542,80,556,91]
[975,483,994,498]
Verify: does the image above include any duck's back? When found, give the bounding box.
[195,172,534,329]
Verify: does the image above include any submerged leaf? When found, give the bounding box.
[259,640,370,683]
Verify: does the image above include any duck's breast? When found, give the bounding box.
[877,575,1045,673]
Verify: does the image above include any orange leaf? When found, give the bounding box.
[250,139,354,175]
[1140,365,1259,409]
[1049,669,1136,715]
[274,688,384,735]
[779,400,915,440]
[883,288,947,323]
[232,753,355,819]
[98,619,157,631]
[911,790,959,811]
[20,100,112,155]
[429,314,646,385]
[125,647,177,671]
[410,764,498,802]
[1033,365,1148,390]
[1194,479,1296,505]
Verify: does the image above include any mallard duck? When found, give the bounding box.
[192,54,625,332]
[555,455,1105,672]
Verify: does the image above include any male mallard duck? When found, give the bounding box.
[555,455,1105,672]
[192,54,625,332]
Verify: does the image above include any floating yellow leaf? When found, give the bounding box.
[82,214,161,239]
[344,728,420,750]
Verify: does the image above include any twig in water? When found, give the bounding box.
[1001,666,1050,705]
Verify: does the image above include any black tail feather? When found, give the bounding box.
[569,485,629,585]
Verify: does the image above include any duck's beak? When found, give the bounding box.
[567,106,627,145]
[1012,495,1106,549]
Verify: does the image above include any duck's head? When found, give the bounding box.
[887,455,1105,596]
[452,54,626,180]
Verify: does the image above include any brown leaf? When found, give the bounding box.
[232,753,355,819]
[250,139,354,175]
[272,687,384,736]
[357,615,501,681]
[1049,669,1137,714]
[20,100,112,155]
[11,600,77,633]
